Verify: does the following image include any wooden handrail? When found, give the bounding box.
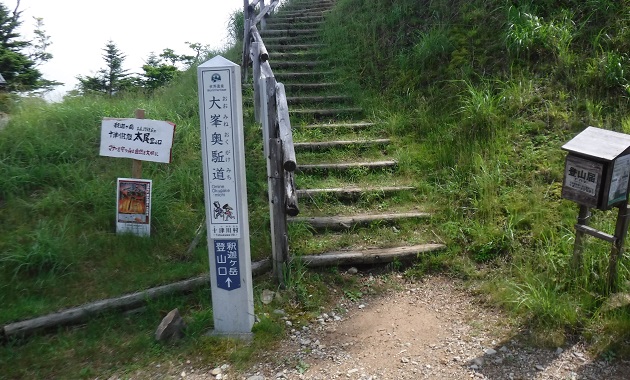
[243,0,299,284]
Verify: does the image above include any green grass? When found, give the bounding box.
[3,0,630,376]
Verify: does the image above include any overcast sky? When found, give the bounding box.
[5,0,245,100]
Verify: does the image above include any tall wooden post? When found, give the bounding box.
[260,0,267,31]
[252,42,261,123]
[132,109,145,178]
[609,201,630,293]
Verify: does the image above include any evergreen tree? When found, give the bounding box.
[0,2,55,92]
[77,40,132,96]
[140,52,178,92]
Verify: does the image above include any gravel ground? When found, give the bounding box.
[116,275,630,380]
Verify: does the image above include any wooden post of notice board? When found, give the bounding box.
[132,109,145,178]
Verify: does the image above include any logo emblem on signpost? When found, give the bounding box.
[211,73,221,83]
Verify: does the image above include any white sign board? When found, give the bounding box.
[198,56,254,336]
[116,178,152,236]
[100,118,175,163]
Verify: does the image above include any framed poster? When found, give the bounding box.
[116,178,152,236]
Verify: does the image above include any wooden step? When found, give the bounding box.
[287,95,351,105]
[290,107,363,118]
[289,211,431,229]
[284,83,339,91]
[294,139,390,150]
[297,186,415,198]
[273,61,325,69]
[263,35,319,44]
[298,122,375,129]
[263,21,324,29]
[295,244,447,267]
[270,15,325,23]
[265,43,326,52]
[277,71,334,79]
[261,29,322,36]
[297,160,397,172]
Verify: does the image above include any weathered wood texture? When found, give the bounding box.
[276,83,297,172]
[297,160,397,172]
[295,244,446,267]
[2,260,271,339]
[296,186,415,198]
[289,212,431,229]
[294,139,390,150]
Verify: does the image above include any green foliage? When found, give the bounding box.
[76,40,133,96]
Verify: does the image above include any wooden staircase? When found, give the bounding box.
[260,0,445,266]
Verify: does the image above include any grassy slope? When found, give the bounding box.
[323,0,630,353]
[2,0,630,377]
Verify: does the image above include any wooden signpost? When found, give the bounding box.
[562,126,630,292]
[198,56,254,337]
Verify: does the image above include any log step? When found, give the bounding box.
[290,107,363,118]
[297,160,397,172]
[263,35,320,43]
[298,122,376,129]
[287,95,352,105]
[297,186,415,198]
[289,212,431,229]
[276,71,334,79]
[295,244,447,267]
[294,139,390,150]
[272,52,323,59]
[284,82,339,89]
[270,15,325,23]
[264,21,324,29]
[274,61,325,69]
[261,29,322,36]
[265,44,326,52]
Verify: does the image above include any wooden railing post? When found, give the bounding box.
[260,0,267,31]
[252,42,262,123]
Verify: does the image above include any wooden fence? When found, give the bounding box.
[243,0,299,285]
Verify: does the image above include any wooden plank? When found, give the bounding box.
[290,107,363,116]
[299,122,374,129]
[287,95,351,104]
[295,244,446,267]
[252,42,262,122]
[574,223,616,243]
[297,160,397,172]
[296,186,415,198]
[269,137,289,284]
[2,259,272,339]
[275,83,297,172]
[289,212,431,229]
[294,139,390,150]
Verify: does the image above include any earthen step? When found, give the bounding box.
[263,21,324,29]
[283,83,340,92]
[288,212,431,229]
[276,71,334,80]
[295,244,447,267]
[297,160,397,172]
[294,139,390,150]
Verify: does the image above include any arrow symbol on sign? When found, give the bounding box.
[225,278,232,288]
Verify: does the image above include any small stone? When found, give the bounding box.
[499,346,509,353]
[470,364,479,370]
[247,376,265,380]
[261,289,275,305]
[556,347,564,355]
[472,358,484,367]
[535,365,544,371]
[347,368,359,374]
[211,367,222,376]
[155,308,186,342]
[347,267,358,274]
[216,375,223,380]
[401,357,409,363]
[180,371,186,378]
[285,321,293,327]
[273,309,287,316]
[358,304,365,309]
[484,348,497,356]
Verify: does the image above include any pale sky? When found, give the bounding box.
[5,0,245,100]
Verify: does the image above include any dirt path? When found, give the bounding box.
[125,275,630,380]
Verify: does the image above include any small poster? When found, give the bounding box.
[116,178,152,236]
[214,239,241,291]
